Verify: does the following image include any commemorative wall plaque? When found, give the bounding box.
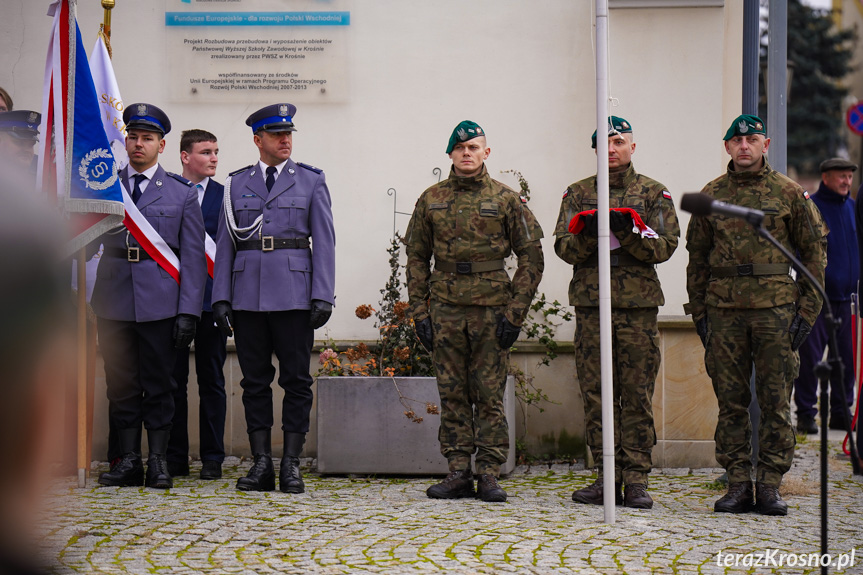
[165,0,350,103]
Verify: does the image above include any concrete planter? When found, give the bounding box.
[316,375,516,475]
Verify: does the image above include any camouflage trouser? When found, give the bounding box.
[430,301,509,476]
[575,306,659,485]
[704,304,798,487]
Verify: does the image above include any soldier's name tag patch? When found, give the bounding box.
[429,203,448,210]
[480,202,499,217]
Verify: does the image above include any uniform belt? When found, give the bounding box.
[104,246,178,263]
[710,263,791,278]
[435,260,505,274]
[576,253,651,269]
[237,237,310,251]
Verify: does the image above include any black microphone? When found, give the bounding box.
[680,192,765,227]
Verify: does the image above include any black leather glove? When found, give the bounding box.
[695,316,708,347]
[788,313,812,352]
[416,317,434,352]
[496,316,521,349]
[173,314,197,349]
[212,300,234,338]
[609,210,632,233]
[580,213,598,237]
[309,300,333,329]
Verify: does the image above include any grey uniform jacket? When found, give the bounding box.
[212,159,336,312]
[91,165,207,322]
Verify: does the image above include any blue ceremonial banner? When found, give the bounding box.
[165,12,350,26]
[40,0,125,258]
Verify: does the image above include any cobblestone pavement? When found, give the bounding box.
[38,434,862,574]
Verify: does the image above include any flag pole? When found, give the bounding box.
[75,0,117,489]
[595,0,615,524]
[63,0,90,489]
[101,0,114,53]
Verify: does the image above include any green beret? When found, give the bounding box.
[446,120,485,155]
[819,157,857,173]
[723,114,766,141]
[591,116,632,149]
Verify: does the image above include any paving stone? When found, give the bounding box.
[34,437,863,574]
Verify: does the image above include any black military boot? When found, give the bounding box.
[167,460,190,477]
[796,414,818,435]
[623,483,653,509]
[237,429,275,492]
[572,479,622,505]
[475,474,507,502]
[98,428,144,487]
[280,432,305,494]
[754,482,788,516]
[145,429,173,489]
[426,469,475,499]
[714,481,754,513]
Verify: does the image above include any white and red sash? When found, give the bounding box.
[204,233,216,279]
[120,181,181,283]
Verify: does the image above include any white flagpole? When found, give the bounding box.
[595,0,615,524]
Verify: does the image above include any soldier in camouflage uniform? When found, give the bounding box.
[554,116,679,510]
[685,114,827,516]
[405,121,544,502]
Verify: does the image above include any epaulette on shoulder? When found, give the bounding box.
[297,162,323,174]
[167,172,193,186]
[229,165,252,177]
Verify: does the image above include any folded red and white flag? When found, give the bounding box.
[568,208,658,239]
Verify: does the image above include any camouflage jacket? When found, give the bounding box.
[684,160,827,325]
[553,163,679,308]
[404,165,544,326]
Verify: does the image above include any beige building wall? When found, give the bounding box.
[1,0,745,341]
[2,1,744,467]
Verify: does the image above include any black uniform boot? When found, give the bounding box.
[145,429,173,489]
[572,479,623,506]
[426,470,475,499]
[714,481,754,513]
[237,429,275,492]
[280,432,305,494]
[98,428,144,487]
[754,482,788,516]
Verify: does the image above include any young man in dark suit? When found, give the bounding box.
[167,130,229,480]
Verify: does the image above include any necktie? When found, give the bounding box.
[265,166,277,192]
[131,174,145,205]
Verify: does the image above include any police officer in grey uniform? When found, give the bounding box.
[94,103,207,489]
[212,103,336,493]
[0,110,41,171]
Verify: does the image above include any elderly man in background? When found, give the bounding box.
[794,158,858,435]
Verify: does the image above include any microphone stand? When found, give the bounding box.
[752,224,862,575]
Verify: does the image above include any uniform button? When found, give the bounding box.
[243,203,248,208]
[265,219,271,223]
[458,209,463,214]
[267,205,272,210]
[292,200,296,206]
[459,293,463,296]
[737,291,742,295]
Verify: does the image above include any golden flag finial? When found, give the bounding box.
[100,0,115,58]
